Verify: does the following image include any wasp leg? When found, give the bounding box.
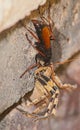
[38,6,48,25]
[40,16,50,26]
[20,63,38,78]
[20,21,40,42]
[38,0,53,27]
[26,27,40,42]
[20,20,45,57]
[26,33,45,57]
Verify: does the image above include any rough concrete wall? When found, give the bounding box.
[51,0,80,61]
[0,0,80,129]
[0,26,36,114]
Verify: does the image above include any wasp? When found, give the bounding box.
[18,10,77,120]
[20,16,55,78]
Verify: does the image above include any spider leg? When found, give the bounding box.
[27,95,47,106]
[34,76,60,120]
[50,64,77,91]
[61,84,77,91]
[51,89,59,115]
[43,88,59,118]
[17,107,39,118]
[17,95,48,118]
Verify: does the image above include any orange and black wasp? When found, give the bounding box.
[20,16,55,78]
[31,19,54,65]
